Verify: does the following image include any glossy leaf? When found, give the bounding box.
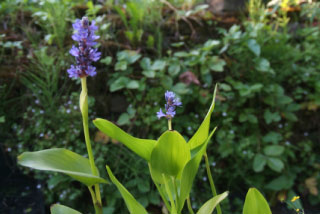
[197,191,229,214]
[178,128,216,212]
[93,119,156,161]
[243,188,272,214]
[150,131,190,178]
[50,204,81,214]
[18,148,107,186]
[188,85,217,150]
[106,166,148,214]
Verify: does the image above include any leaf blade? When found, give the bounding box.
[197,192,229,214]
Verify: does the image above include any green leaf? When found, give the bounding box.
[243,188,271,214]
[18,149,108,186]
[267,157,284,172]
[178,128,217,212]
[253,154,267,172]
[256,58,271,73]
[100,56,112,65]
[264,145,285,156]
[110,77,130,92]
[209,56,226,72]
[142,70,155,78]
[115,61,127,71]
[93,119,156,161]
[188,85,217,150]
[262,132,282,144]
[150,131,190,178]
[126,80,139,89]
[265,175,295,191]
[50,204,81,214]
[106,166,148,214]
[247,39,260,57]
[151,60,166,70]
[264,110,281,124]
[197,192,229,214]
[117,113,130,126]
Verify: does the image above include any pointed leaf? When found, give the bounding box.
[106,166,148,214]
[93,119,156,161]
[18,148,107,186]
[197,191,229,214]
[178,128,217,212]
[150,131,190,178]
[188,85,217,149]
[243,188,272,214]
[50,204,82,214]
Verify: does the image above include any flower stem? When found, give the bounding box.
[168,119,172,130]
[80,77,102,213]
[204,152,222,214]
[187,197,194,214]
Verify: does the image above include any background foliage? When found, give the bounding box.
[1,0,320,213]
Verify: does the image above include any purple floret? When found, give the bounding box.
[67,17,101,79]
[157,91,182,120]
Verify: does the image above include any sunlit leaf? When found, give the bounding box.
[106,166,148,214]
[18,148,107,186]
[93,119,156,161]
[243,188,272,214]
[50,204,81,214]
[197,192,229,214]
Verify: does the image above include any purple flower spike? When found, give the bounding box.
[157,91,182,120]
[67,17,101,79]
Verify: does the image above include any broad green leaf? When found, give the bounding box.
[117,113,130,126]
[150,131,190,178]
[151,60,166,70]
[188,85,217,149]
[110,76,129,92]
[93,119,156,161]
[253,154,267,172]
[106,166,148,214]
[247,39,260,57]
[50,204,81,214]
[178,128,217,212]
[256,58,271,73]
[264,145,285,156]
[126,80,139,89]
[265,175,295,191]
[18,148,107,186]
[243,188,272,214]
[267,157,284,172]
[197,191,229,214]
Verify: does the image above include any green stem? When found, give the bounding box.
[155,182,171,211]
[88,186,101,214]
[168,119,172,130]
[204,152,222,214]
[172,177,179,211]
[187,197,194,214]
[80,77,102,214]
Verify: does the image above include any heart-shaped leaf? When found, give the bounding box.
[106,166,148,214]
[150,131,190,179]
[18,148,107,186]
[50,204,82,214]
[197,191,229,214]
[188,85,217,150]
[93,119,156,161]
[243,188,272,214]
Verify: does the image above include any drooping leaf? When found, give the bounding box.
[50,204,81,214]
[106,166,148,214]
[243,188,272,214]
[18,148,107,186]
[197,192,229,214]
[150,131,190,178]
[178,128,217,212]
[93,119,156,161]
[188,85,217,150]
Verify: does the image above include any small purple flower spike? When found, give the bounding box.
[157,91,182,120]
[67,17,101,79]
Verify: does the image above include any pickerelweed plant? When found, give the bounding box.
[18,17,274,214]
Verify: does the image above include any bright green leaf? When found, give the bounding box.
[243,188,271,214]
[188,85,217,150]
[142,70,155,78]
[197,192,229,214]
[150,131,190,178]
[151,60,166,70]
[100,56,112,65]
[93,119,156,161]
[117,113,130,126]
[106,166,148,214]
[127,80,139,89]
[50,204,81,214]
[110,77,130,92]
[18,149,108,186]
[247,39,260,57]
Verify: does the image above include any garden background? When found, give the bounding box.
[0,0,320,213]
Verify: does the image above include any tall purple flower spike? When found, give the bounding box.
[157,91,182,120]
[67,17,101,78]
